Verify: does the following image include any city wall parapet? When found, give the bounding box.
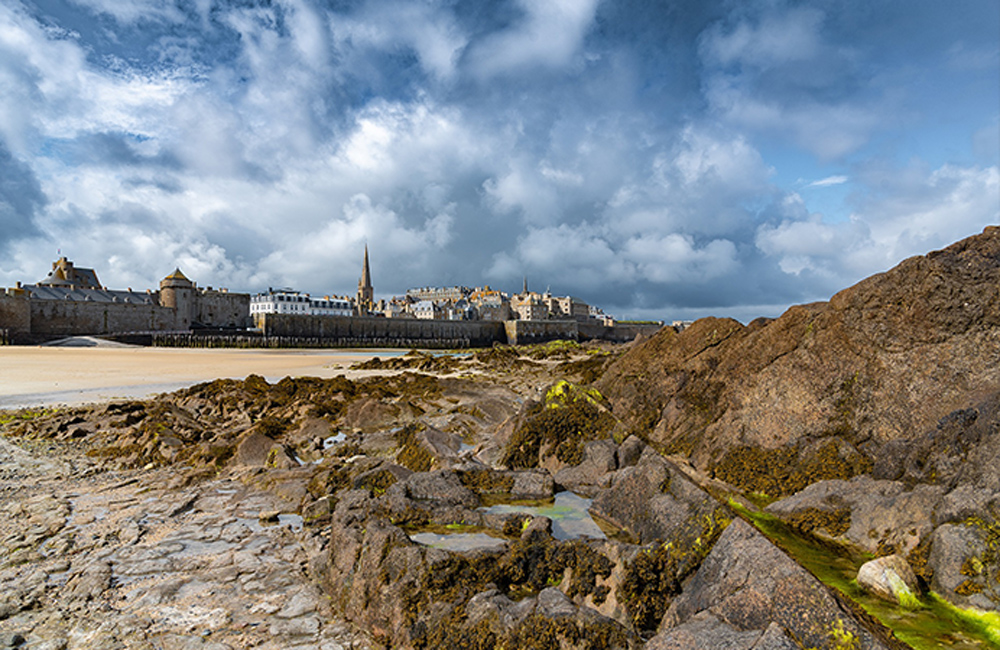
[503,320,578,345]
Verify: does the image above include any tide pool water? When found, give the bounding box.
[480,491,606,541]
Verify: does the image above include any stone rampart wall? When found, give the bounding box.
[258,314,660,347]
[29,300,178,336]
[503,320,579,345]
[256,314,505,347]
[193,292,251,328]
[578,321,663,343]
[0,290,31,336]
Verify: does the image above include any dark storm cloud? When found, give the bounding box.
[0,141,45,248]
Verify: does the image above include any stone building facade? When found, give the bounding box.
[0,259,250,341]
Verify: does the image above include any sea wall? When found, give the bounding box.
[29,299,178,336]
[578,321,663,343]
[255,313,506,347]
[0,290,31,337]
[257,313,660,347]
[193,291,251,329]
[503,319,578,345]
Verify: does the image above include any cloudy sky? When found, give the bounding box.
[1,0,997,321]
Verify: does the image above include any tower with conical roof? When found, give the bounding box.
[356,245,374,315]
[160,268,195,329]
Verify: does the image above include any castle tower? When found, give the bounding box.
[159,268,195,330]
[39,257,101,289]
[356,245,374,315]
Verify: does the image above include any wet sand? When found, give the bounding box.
[0,346,398,409]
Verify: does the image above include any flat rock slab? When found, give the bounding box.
[0,438,370,650]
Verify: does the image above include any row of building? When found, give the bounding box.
[372,283,613,325]
[250,248,618,325]
[0,248,632,342]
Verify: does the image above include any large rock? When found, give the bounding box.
[402,470,479,508]
[554,439,618,496]
[591,453,722,544]
[657,519,890,650]
[765,477,944,556]
[856,555,920,606]
[889,398,1000,492]
[598,227,1000,495]
[511,469,555,500]
[927,522,1000,610]
[319,470,636,649]
[235,432,295,468]
[647,613,799,650]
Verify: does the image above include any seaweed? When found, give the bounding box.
[501,382,617,469]
[458,468,515,495]
[617,506,731,634]
[713,440,872,498]
[395,423,434,473]
[786,507,853,538]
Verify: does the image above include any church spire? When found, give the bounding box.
[361,244,372,289]
[357,244,374,315]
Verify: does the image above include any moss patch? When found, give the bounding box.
[728,499,1000,650]
[458,468,515,495]
[354,468,399,496]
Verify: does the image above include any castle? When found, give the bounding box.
[0,257,249,342]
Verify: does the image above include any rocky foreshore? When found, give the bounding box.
[2,228,1000,649]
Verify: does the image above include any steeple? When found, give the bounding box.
[522,276,528,295]
[356,244,374,315]
[360,245,372,290]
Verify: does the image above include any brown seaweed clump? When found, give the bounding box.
[785,507,852,538]
[617,506,731,635]
[502,382,617,469]
[712,440,872,498]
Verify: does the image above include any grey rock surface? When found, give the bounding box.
[928,522,1000,610]
[0,437,369,650]
[659,519,889,650]
[765,476,943,556]
[554,439,618,497]
[590,454,720,544]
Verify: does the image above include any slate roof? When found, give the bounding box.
[23,284,157,304]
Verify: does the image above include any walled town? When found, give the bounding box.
[0,247,662,348]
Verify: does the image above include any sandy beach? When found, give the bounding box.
[0,344,396,409]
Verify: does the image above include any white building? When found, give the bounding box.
[250,289,353,317]
[412,299,442,320]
